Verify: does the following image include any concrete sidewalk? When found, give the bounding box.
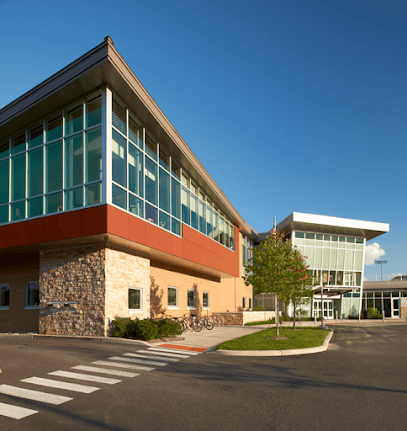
[159,325,265,349]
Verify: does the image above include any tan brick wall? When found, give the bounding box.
[39,245,106,336]
[0,256,39,332]
[104,248,150,335]
[150,265,252,319]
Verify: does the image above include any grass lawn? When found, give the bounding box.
[216,327,330,351]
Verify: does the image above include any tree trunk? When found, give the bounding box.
[293,304,296,330]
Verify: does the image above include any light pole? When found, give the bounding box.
[375,260,387,281]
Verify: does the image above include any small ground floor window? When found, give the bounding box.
[0,284,9,309]
[128,288,141,311]
[187,289,195,308]
[26,281,40,308]
[168,286,178,308]
[203,291,209,309]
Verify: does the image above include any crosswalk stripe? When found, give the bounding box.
[21,377,99,394]
[124,352,179,362]
[108,356,168,367]
[48,371,121,385]
[0,385,73,405]
[93,360,155,371]
[0,402,38,419]
[141,350,191,358]
[148,347,199,355]
[72,365,139,378]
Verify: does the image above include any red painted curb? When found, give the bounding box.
[158,344,207,353]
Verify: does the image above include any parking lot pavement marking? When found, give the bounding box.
[147,347,196,356]
[93,360,155,371]
[0,402,38,419]
[72,365,139,378]
[21,377,100,394]
[123,352,179,362]
[108,356,168,367]
[48,371,122,385]
[138,350,191,359]
[0,385,73,405]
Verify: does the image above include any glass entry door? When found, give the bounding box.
[313,300,334,319]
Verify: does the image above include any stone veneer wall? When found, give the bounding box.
[39,245,106,336]
[104,248,150,336]
[400,297,407,320]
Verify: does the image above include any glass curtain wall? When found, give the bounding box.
[293,232,364,287]
[0,94,102,224]
[110,95,235,250]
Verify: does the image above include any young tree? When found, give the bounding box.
[243,231,311,337]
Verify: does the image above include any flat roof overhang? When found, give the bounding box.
[311,286,355,297]
[276,212,389,241]
[0,37,255,237]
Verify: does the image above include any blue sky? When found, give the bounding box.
[0,0,405,280]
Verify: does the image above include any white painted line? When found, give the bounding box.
[48,371,121,385]
[93,361,155,371]
[0,385,72,405]
[72,365,139,378]
[147,347,200,355]
[21,377,100,394]
[141,350,191,358]
[0,402,38,419]
[124,352,179,362]
[108,356,168,367]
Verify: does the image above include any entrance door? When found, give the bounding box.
[313,300,334,319]
[392,298,400,317]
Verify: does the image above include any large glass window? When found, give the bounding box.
[46,116,63,142]
[129,143,143,197]
[11,133,26,155]
[64,134,83,188]
[65,187,83,210]
[86,96,102,128]
[11,201,25,221]
[112,184,126,210]
[27,196,43,218]
[171,178,180,219]
[45,141,62,193]
[199,201,206,234]
[129,115,143,149]
[28,125,43,149]
[11,153,26,201]
[66,105,83,135]
[181,188,190,224]
[112,99,126,135]
[145,157,157,206]
[0,160,9,204]
[85,128,102,182]
[27,148,43,198]
[190,194,198,230]
[112,129,127,187]
[159,169,170,213]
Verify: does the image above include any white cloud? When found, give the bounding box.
[364,242,385,266]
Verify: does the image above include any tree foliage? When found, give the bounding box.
[243,231,313,331]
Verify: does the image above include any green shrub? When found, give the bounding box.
[157,318,183,337]
[111,317,133,338]
[111,317,183,340]
[253,306,265,311]
[348,314,359,319]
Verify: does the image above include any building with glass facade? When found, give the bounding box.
[0,37,257,335]
[276,212,389,319]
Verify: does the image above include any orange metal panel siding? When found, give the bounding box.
[106,205,240,277]
[0,206,108,250]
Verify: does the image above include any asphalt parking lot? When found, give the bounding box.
[0,325,406,431]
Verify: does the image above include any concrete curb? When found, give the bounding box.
[208,329,334,356]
